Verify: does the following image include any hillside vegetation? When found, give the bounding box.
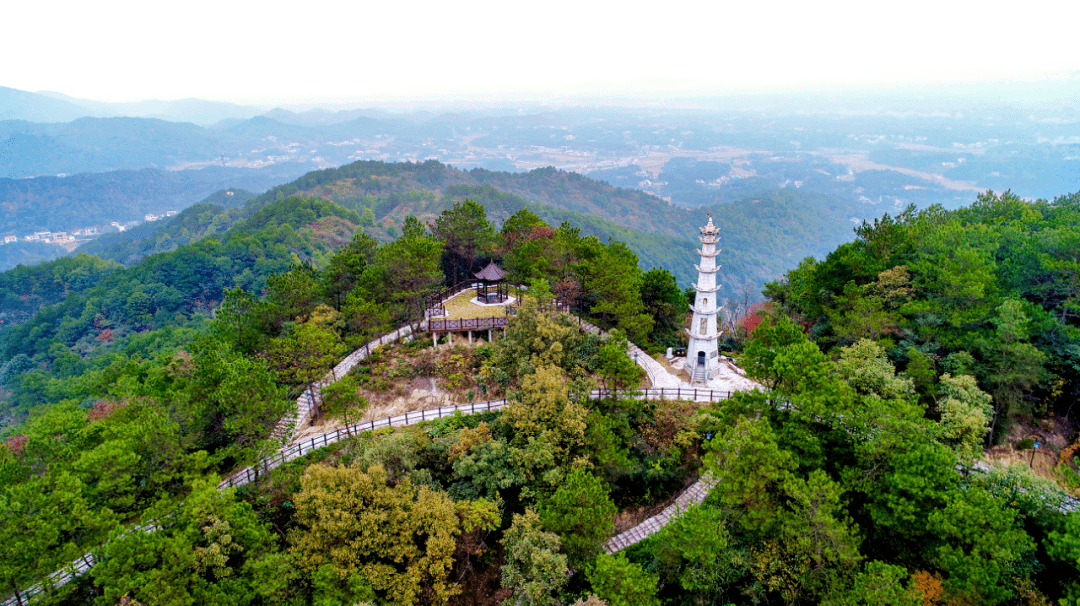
[766,190,1080,446]
[78,159,850,298]
[1,186,1079,606]
[73,189,257,265]
[0,166,300,235]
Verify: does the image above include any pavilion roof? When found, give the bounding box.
[474,260,508,281]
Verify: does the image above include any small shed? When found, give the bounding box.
[474,261,508,304]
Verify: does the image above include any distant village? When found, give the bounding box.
[1,210,179,247]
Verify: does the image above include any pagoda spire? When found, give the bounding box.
[686,214,721,385]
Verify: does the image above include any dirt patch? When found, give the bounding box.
[660,355,694,384]
[614,505,656,534]
[288,341,496,445]
[985,415,1077,489]
[985,448,1061,481]
[653,354,681,376]
[1000,415,1073,453]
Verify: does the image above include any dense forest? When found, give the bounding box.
[65,159,850,298]
[765,190,1080,447]
[1,183,1079,606]
[0,166,300,239]
[0,189,694,605]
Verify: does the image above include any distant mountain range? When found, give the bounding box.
[3,84,1079,283]
[0,87,266,125]
[65,159,855,298]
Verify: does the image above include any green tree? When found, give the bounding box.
[452,435,559,503]
[835,339,915,401]
[212,288,266,354]
[586,553,661,606]
[589,242,653,344]
[375,231,443,328]
[289,463,462,606]
[980,299,1049,443]
[502,365,588,459]
[647,503,745,600]
[263,263,323,331]
[867,442,958,544]
[1047,511,1080,606]
[401,215,428,239]
[320,374,368,436]
[433,199,494,284]
[501,208,545,252]
[739,314,807,389]
[705,415,796,534]
[341,291,390,359]
[0,473,113,606]
[640,268,689,348]
[779,469,863,589]
[322,231,377,309]
[360,207,376,227]
[540,468,617,566]
[262,320,343,420]
[501,509,568,606]
[936,373,993,462]
[484,297,594,387]
[927,486,1035,604]
[833,561,922,606]
[597,330,645,399]
[181,338,292,461]
[91,479,291,606]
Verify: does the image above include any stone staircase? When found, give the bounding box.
[691,364,706,385]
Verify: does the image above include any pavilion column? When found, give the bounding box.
[433,331,438,348]
[448,332,453,346]
[468,331,473,345]
[488,329,492,343]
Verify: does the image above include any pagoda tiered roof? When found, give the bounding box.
[694,264,720,274]
[685,328,719,341]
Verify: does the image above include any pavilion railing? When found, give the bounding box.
[424,281,473,318]
[427,316,509,332]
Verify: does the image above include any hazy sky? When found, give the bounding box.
[4,0,1078,105]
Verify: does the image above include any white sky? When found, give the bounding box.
[3,0,1079,106]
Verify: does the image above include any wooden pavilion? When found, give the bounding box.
[474,261,508,304]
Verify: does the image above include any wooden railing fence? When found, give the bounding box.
[427,316,508,332]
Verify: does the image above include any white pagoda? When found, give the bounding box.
[686,215,722,384]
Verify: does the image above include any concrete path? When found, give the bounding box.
[578,318,760,393]
[605,473,719,553]
[3,313,741,606]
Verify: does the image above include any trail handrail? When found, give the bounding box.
[220,387,733,489]
[1,307,733,605]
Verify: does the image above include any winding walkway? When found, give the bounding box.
[605,473,718,553]
[3,313,739,606]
